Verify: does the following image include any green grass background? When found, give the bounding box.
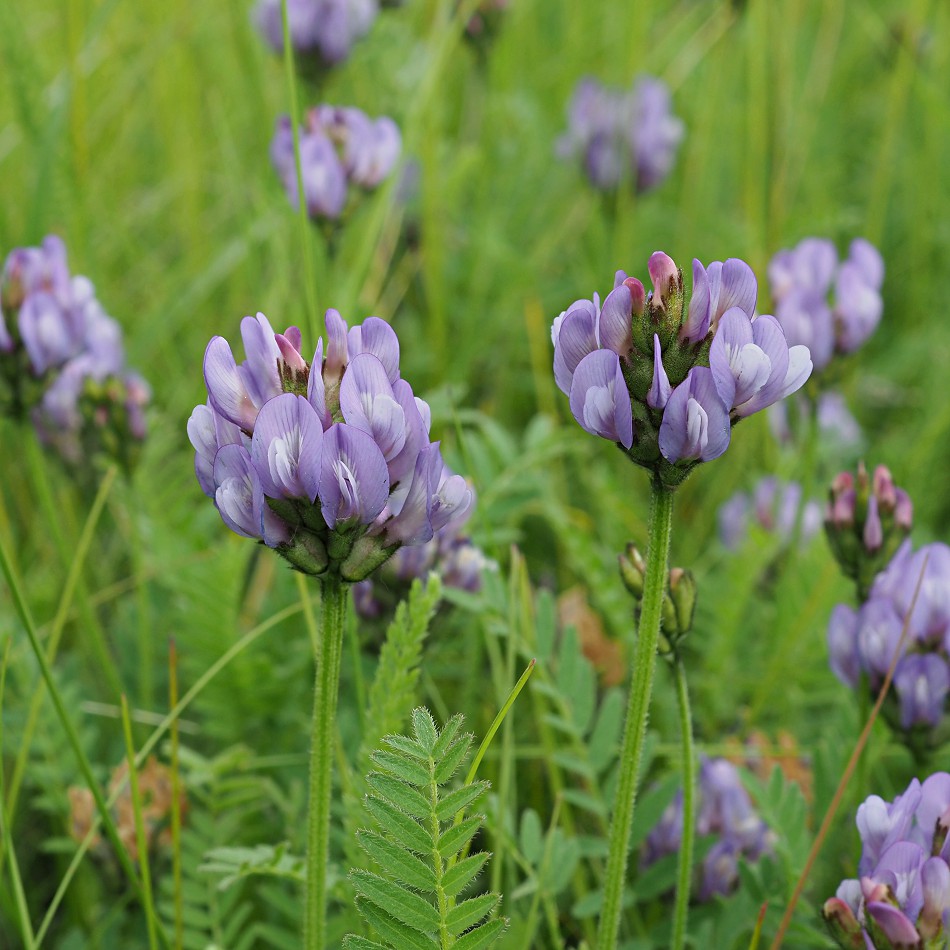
[1,0,949,946]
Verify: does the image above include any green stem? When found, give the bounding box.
[597,479,675,950]
[303,575,348,950]
[670,655,695,950]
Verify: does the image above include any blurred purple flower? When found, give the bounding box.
[255,0,378,66]
[718,476,821,552]
[770,236,884,372]
[557,75,683,194]
[642,757,772,901]
[271,106,401,221]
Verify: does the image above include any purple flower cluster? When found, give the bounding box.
[718,477,822,551]
[643,758,773,901]
[0,236,149,468]
[824,773,950,948]
[770,390,864,453]
[829,541,950,734]
[271,106,401,221]
[557,76,684,193]
[769,237,884,372]
[255,0,377,66]
[551,252,813,486]
[353,511,493,618]
[188,309,473,582]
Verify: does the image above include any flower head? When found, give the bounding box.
[718,477,822,551]
[825,773,950,949]
[770,236,884,373]
[551,252,812,487]
[190,310,473,582]
[255,0,378,67]
[271,106,401,221]
[557,75,684,194]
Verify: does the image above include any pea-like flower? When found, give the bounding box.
[557,76,684,194]
[718,477,821,551]
[0,236,150,470]
[271,106,401,221]
[190,309,473,582]
[255,0,378,67]
[824,772,950,949]
[642,758,773,900]
[551,251,812,487]
[770,237,884,373]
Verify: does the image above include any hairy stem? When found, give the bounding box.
[597,479,675,950]
[304,575,348,950]
[670,654,696,950]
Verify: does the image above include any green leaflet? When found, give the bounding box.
[345,708,508,949]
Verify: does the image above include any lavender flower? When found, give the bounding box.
[0,236,150,470]
[717,477,822,551]
[557,76,684,194]
[190,309,473,582]
[770,237,884,372]
[271,106,401,221]
[825,772,950,949]
[254,0,378,67]
[642,758,773,900]
[827,538,950,745]
[551,252,812,488]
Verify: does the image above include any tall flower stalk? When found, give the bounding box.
[551,251,813,949]
[189,309,473,950]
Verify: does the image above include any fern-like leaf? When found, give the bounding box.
[344,708,508,949]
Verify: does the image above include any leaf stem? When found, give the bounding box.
[597,479,675,950]
[670,654,696,950]
[304,574,348,950]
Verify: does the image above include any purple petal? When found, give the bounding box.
[857,779,922,876]
[339,353,406,461]
[306,338,330,427]
[386,378,429,487]
[319,423,390,528]
[865,903,922,945]
[250,393,324,501]
[568,349,633,449]
[856,597,905,688]
[893,654,950,730]
[204,336,257,431]
[679,259,710,343]
[775,289,834,371]
[188,404,218,497]
[347,316,400,383]
[324,308,349,383]
[553,305,598,397]
[382,443,437,546]
[18,291,83,374]
[848,238,884,290]
[429,448,474,533]
[213,444,265,540]
[597,284,632,356]
[240,313,282,408]
[714,259,757,324]
[828,603,861,689]
[659,366,731,463]
[647,333,672,409]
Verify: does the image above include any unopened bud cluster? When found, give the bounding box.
[552,252,813,488]
[825,772,950,949]
[824,463,913,599]
[0,236,149,471]
[619,543,697,649]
